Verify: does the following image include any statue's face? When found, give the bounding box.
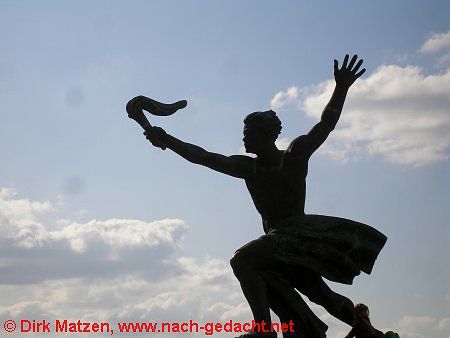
[243,125,271,154]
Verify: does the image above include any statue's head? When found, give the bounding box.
[243,110,282,154]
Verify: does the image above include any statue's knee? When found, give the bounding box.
[230,250,247,277]
[229,252,241,271]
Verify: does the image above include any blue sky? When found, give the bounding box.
[0,1,449,338]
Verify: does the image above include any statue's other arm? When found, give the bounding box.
[145,127,252,179]
[288,54,366,158]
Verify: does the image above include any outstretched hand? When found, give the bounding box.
[334,54,366,88]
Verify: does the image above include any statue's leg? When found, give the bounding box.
[230,238,327,338]
[296,273,354,326]
[264,275,327,338]
[230,237,278,326]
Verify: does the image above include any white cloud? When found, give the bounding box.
[0,187,249,337]
[420,31,450,54]
[271,65,450,166]
[271,86,300,111]
[439,318,450,330]
[212,302,251,322]
[397,315,436,328]
[420,31,450,67]
[275,137,292,150]
[0,187,53,248]
[0,262,245,337]
[0,188,189,283]
[0,188,186,252]
[271,31,450,166]
[393,315,450,338]
[49,217,186,253]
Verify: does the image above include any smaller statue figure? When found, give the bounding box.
[345,304,400,338]
[345,304,384,338]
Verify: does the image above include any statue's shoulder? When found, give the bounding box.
[229,155,255,176]
[286,135,309,157]
[229,154,254,161]
[229,154,255,167]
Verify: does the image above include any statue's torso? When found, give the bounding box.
[244,151,308,228]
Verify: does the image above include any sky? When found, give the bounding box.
[0,1,449,338]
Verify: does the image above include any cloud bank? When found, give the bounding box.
[0,187,250,338]
[271,33,450,166]
[420,30,450,65]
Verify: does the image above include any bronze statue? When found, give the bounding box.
[127,54,387,338]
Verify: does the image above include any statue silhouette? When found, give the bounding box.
[127,54,387,338]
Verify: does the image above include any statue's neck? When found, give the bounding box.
[255,143,281,164]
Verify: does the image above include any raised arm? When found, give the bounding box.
[289,54,365,158]
[144,126,252,179]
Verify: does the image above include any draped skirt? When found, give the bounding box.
[263,214,387,284]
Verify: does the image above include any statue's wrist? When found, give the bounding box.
[163,133,175,148]
[335,83,350,93]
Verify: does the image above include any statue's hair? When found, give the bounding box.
[243,110,282,140]
[355,304,369,312]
